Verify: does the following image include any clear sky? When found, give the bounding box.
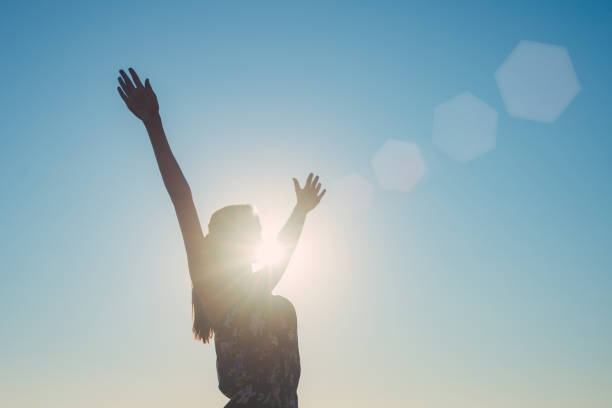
[1,1,611,407]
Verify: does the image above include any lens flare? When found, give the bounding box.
[254,238,285,268]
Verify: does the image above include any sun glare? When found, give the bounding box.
[254,238,285,269]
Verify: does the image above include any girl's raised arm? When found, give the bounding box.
[117,68,205,274]
[252,173,326,293]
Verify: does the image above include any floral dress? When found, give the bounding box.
[214,293,301,407]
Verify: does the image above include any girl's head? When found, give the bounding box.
[207,204,262,264]
[192,204,262,342]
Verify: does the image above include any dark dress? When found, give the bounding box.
[214,276,301,408]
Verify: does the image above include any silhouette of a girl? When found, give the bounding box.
[117,68,325,407]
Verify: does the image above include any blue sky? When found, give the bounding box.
[1,1,611,407]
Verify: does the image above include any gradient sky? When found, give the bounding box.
[1,1,611,407]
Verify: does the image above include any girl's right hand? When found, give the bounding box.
[117,67,159,123]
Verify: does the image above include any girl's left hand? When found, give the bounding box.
[293,173,326,213]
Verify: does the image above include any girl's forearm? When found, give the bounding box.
[144,114,191,200]
[278,205,307,246]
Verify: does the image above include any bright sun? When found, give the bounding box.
[254,238,285,269]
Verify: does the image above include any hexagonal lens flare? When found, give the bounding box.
[495,40,581,123]
[371,139,426,192]
[433,91,498,163]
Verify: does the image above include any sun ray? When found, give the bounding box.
[254,237,285,269]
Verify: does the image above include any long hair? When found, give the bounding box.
[191,204,260,343]
[192,273,213,342]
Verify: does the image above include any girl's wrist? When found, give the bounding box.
[143,113,162,128]
[294,204,309,216]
